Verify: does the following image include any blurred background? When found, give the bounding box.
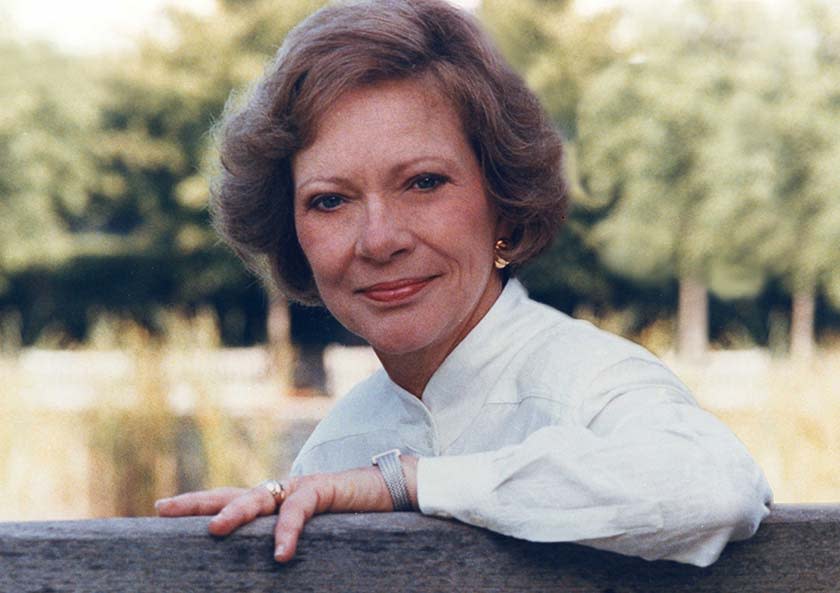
[1,0,838,521]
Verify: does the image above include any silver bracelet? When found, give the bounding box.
[371,448,413,511]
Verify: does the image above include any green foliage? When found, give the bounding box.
[90,0,323,257]
[577,0,840,309]
[480,0,618,139]
[579,58,699,284]
[0,42,101,277]
[2,0,840,346]
[770,66,840,305]
[0,0,325,344]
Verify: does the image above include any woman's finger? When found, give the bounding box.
[272,484,325,562]
[272,468,401,562]
[155,487,246,517]
[208,486,278,536]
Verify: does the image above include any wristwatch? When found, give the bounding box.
[371,448,413,511]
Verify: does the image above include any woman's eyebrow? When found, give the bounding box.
[295,175,354,194]
[388,156,458,177]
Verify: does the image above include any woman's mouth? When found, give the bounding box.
[358,277,436,303]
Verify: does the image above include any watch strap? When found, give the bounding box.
[372,448,413,511]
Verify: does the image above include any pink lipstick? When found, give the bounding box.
[359,277,434,303]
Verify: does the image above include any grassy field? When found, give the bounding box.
[1,333,838,520]
[693,352,840,503]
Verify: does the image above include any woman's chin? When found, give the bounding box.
[366,330,440,359]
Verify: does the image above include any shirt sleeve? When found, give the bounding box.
[416,357,773,567]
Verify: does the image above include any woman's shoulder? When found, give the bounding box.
[508,295,681,401]
[500,281,657,366]
[302,369,395,437]
[517,296,656,360]
[289,370,396,474]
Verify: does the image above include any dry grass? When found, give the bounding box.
[1,313,838,520]
[706,352,840,503]
[0,315,302,521]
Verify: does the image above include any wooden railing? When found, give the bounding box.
[2,504,839,592]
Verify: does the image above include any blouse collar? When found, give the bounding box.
[385,278,529,451]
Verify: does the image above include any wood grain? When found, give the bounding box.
[1,504,839,592]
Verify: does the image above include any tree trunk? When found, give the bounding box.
[267,298,293,390]
[677,277,708,361]
[790,290,815,360]
[293,343,328,395]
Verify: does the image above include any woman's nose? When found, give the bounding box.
[354,199,414,263]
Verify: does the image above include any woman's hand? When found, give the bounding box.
[155,456,418,562]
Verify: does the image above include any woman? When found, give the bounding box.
[155,0,772,567]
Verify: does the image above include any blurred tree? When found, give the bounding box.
[0,41,142,344]
[770,51,840,357]
[4,0,839,360]
[0,41,101,290]
[792,1,840,358]
[578,54,711,358]
[84,0,327,381]
[0,0,325,348]
[576,0,820,359]
[479,0,618,140]
[92,1,322,298]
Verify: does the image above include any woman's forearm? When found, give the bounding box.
[415,401,771,567]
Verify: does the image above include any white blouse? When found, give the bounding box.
[290,279,773,566]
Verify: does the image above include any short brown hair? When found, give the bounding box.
[211,0,567,305]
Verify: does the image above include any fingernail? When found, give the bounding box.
[154,498,169,510]
[274,544,286,561]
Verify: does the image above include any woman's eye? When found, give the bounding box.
[312,194,344,211]
[411,174,447,191]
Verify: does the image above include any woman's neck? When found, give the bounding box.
[376,275,504,398]
[377,347,448,398]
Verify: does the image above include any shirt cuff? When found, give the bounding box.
[416,452,497,522]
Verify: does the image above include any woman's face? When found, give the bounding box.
[292,78,504,360]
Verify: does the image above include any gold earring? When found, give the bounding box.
[494,239,510,269]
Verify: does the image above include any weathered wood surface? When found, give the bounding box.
[1,504,839,593]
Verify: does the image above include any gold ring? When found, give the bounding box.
[259,479,287,509]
